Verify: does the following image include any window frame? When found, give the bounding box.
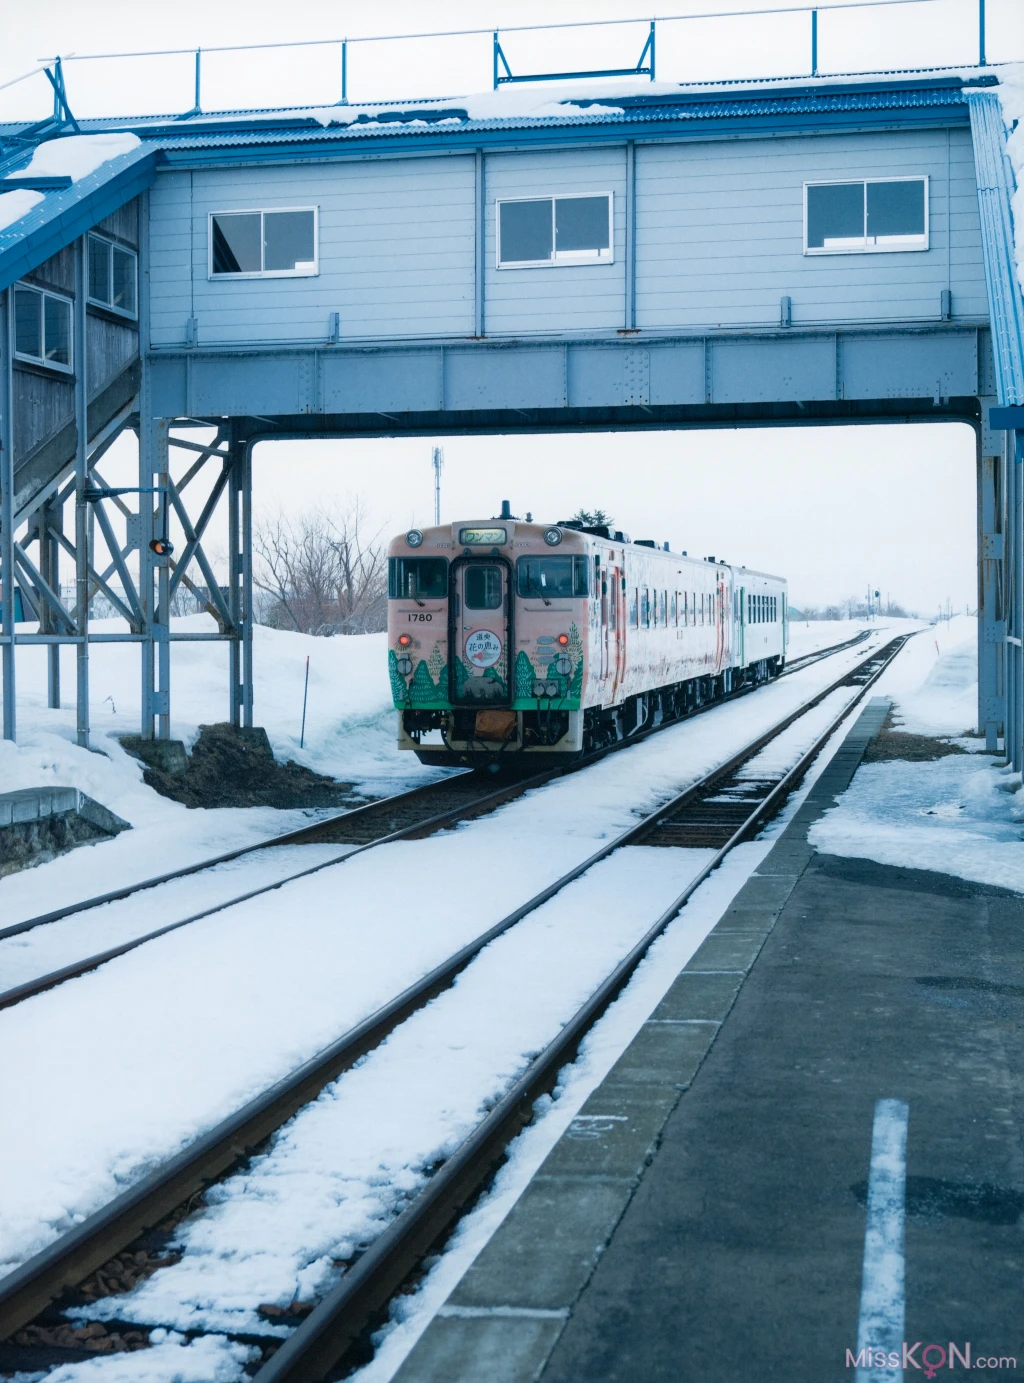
[803,176,929,256]
[208,206,320,281]
[13,283,73,374]
[87,232,138,320]
[496,191,614,270]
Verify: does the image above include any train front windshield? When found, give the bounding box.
[389,557,448,600]
[516,555,589,599]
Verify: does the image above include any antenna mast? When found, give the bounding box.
[432,446,444,526]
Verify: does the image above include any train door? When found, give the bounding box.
[611,563,626,699]
[781,591,788,654]
[600,558,611,682]
[449,559,512,705]
[715,573,726,673]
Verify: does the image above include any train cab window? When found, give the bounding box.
[516,554,588,599]
[388,556,449,600]
[465,565,503,609]
[629,588,639,627]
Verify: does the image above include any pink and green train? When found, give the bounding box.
[388,503,787,766]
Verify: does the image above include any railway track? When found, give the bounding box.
[0,628,887,1015]
[0,632,910,1376]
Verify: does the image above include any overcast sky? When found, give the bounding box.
[5,0,1018,616]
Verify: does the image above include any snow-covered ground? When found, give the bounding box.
[0,617,934,1383]
[0,621,433,938]
[0,615,881,943]
[0,624,903,1274]
[812,614,1024,892]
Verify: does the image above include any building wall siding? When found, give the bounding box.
[146,124,986,349]
[635,127,986,329]
[482,146,627,336]
[149,157,476,347]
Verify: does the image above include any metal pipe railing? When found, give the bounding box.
[0,0,996,123]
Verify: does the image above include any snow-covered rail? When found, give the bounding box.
[0,634,912,1371]
[0,631,882,1016]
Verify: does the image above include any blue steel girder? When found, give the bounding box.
[148,326,991,428]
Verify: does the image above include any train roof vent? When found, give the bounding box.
[614,530,629,543]
[636,539,656,548]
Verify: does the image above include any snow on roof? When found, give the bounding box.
[5,131,141,182]
[0,187,43,232]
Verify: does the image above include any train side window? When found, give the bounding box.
[651,590,658,628]
[465,565,503,609]
[660,590,668,626]
[671,592,677,625]
[641,588,650,627]
[629,588,639,627]
[388,556,449,600]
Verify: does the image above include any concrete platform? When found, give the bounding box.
[394,699,1024,1381]
[0,787,130,877]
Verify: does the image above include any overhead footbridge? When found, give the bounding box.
[0,13,1022,765]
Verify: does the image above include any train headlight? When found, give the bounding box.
[543,528,562,546]
[406,529,424,548]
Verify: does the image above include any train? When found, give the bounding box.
[387,503,787,766]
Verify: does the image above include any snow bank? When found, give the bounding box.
[2,615,417,800]
[811,615,1024,892]
[0,619,417,931]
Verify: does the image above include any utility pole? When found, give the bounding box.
[432,446,444,527]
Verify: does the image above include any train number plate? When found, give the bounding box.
[407,612,432,621]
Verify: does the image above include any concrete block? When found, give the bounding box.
[604,1018,720,1088]
[449,1176,634,1310]
[76,795,130,836]
[650,969,742,1023]
[686,929,766,972]
[391,1313,565,1383]
[118,736,189,777]
[541,1085,680,1181]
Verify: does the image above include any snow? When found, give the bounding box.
[0,623,900,1282]
[6,132,141,183]
[0,187,43,231]
[812,615,1024,893]
[0,619,442,944]
[997,64,1024,299]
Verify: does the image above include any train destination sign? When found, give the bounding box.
[465,630,502,667]
[459,527,506,545]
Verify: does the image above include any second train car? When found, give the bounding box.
[388,503,787,766]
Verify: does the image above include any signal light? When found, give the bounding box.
[149,537,174,556]
[557,633,569,645]
[398,634,412,647]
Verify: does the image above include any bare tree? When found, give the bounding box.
[253,500,388,635]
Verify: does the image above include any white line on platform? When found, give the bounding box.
[855,1098,910,1383]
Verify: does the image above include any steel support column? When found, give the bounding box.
[979,439,1004,752]
[241,436,253,728]
[228,427,243,727]
[73,236,90,747]
[38,499,61,707]
[1010,429,1024,772]
[0,289,13,741]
